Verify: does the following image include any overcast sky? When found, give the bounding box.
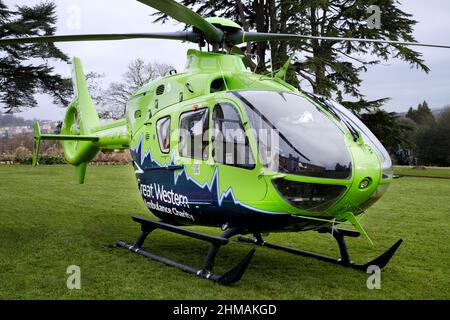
[2,0,450,120]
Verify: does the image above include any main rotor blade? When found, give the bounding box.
[231,32,450,49]
[0,32,200,45]
[137,0,224,43]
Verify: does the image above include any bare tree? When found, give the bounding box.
[86,71,105,106]
[97,59,174,119]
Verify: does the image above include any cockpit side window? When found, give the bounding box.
[212,103,255,169]
[326,99,392,172]
[179,108,209,160]
[156,116,171,154]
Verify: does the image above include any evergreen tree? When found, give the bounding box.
[0,1,71,113]
[414,106,450,166]
[359,110,412,154]
[406,100,435,125]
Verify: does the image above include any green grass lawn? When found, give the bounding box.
[394,165,450,178]
[0,165,449,299]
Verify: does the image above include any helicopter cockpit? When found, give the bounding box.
[225,90,394,212]
[231,90,353,179]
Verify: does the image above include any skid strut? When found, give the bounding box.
[238,227,402,271]
[115,216,255,285]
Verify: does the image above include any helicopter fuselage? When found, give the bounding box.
[124,49,393,233]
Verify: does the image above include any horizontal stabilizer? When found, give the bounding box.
[32,122,99,167]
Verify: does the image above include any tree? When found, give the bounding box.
[413,106,450,166]
[360,110,412,154]
[0,1,71,113]
[95,59,175,119]
[154,1,428,115]
[393,116,416,164]
[406,100,435,126]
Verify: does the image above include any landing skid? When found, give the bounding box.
[238,227,403,271]
[115,216,255,285]
[115,217,402,285]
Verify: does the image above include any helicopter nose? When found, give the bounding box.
[339,142,383,214]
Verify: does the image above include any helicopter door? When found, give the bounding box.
[177,107,215,206]
[211,102,267,203]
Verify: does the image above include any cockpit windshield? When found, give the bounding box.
[301,92,393,178]
[232,91,352,179]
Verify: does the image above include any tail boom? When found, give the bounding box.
[32,57,130,183]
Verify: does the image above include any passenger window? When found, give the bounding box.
[156,116,171,154]
[212,103,255,169]
[179,108,209,160]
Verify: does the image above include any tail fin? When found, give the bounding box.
[33,57,129,183]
